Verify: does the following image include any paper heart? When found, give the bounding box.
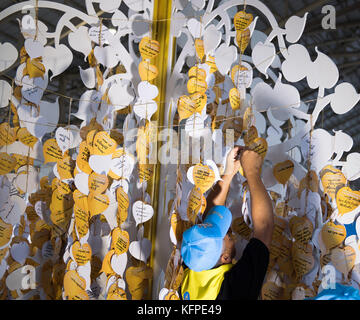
[229,87,242,110]
[99,0,121,12]
[187,77,207,95]
[231,63,253,89]
[0,218,13,248]
[291,242,314,279]
[55,127,74,153]
[94,45,119,68]
[132,201,154,226]
[177,95,196,121]
[24,38,44,59]
[111,227,130,255]
[68,26,92,58]
[21,75,47,105]
[188,66,207,80]
[92,131,117,156]
[88,25,112,45]
[138,81,159,100]
[129,238,152,262]
[289,216,313,245]
[57,155,74,180]
[236,28,250,53]
[331,246,356,277]
[0,122,16,146]
[88,193,110,217]
[79,66,95,89]
[252,41,275,78]
[138,163,155,183]
[273,160,294,185]
[88,172,108,195]
[14,165,39,193]
[187,187,206,224]
[192,164,215,194]
[139,37,160,59]
[89,154,112,175]
[203,24,222,54]
[215,44,238,75]
[248,137,268,158]
[10,241,29,265]
[16,127,38,148]
[0,42,18,73]
[76,141,92,175]
[195,39,205,60]
[108,80,135,109]
[261,281,284,300]
[110,252,128,277]
[187,18,204,39]
[26,57,46,79]
[43,44,73,80]
[232,216,252,240]
[110,153,135,179]
[321,169,347,201]
[0,152,16,175]
[336,187,360,216]
[321,221,346,251]
[72,241,92,266]
[74,203,90,239]
[234,10,253,31]
[244,126,258,146]
[63,270,88,299]
[74,172,90,196]
[133,99,157,120]
[139,61,158,81]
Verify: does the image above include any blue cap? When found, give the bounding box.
[181,205,232,272]
[308,283,360,300]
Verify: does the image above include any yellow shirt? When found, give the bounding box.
[181,264,233,300]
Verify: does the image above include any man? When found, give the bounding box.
[180,146,274,300]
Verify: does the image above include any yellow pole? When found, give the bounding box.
[145,0,172,299]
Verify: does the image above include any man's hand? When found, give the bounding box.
[239,148,263,180]
[223,146,243,178]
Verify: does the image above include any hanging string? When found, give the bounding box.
[34,0,39,41]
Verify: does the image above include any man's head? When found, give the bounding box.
[181,205,236,272]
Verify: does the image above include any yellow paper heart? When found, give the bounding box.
[100,249,116,275]
[125,264,152,300]
[205,55,217,73]
[261,281,284,300]
[26,57,45,78]
[88,172,108,195]
[190,92,207,114]
[321,221,346,251]
[233,10,253,31]
[170,211,190,244]
[139,60,158,81]
[72,241,92,266]
[321,170,347,202]
[243,126,258,146]
[194,39,205,61]
[248,137,268,158]
[192,164,215,194]
[336,187,360,216]
[107,283,127,300]
[138,163,154,183]
[111,227,130,255]
[331,246,356,277]
[139,36,160,59]
[188,66,206,80]
[16,127,38,148]
[92,131,117,156]
[57,155,74,180]
[187,77,207,95]
[88,193,109,217]
[236,28,250,52]
[74,204,90,239]
[298,170,319,198]
[187,187,206,224]
[273,160,294,185]
[232,216,252,240]
[0,152,16,175]
[177,95,196,121]
[63,270,87,299]
[76,141,92,174]
[43,138,63,163]
[0,218,13,247]
[0,122,16,146]
[229,87,242,111]
[291,241,314,279]
[289,216,313,245]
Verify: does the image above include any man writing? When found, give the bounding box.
[180,146,274,300]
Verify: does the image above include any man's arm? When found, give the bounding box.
[240,150,274,249]
[203,147,241,219]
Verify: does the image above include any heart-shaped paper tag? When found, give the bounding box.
[331,246,356,277]
[111,227,130,255]
[43,138,63,163]
[0,153,16,175]
[92,131,117,156]
[72,241,92,266]
[233,10,253,31]
[336,187,360,216]
[88,172,108,195]
[273,160,294,185]
[132,201,154,226]
[291,241,314,279]
[139,37,160,59]
[88,193,110,217]
[321,221,346,251]
[289,216,313,245]
[192,163,215,194]
[321,169,347,202]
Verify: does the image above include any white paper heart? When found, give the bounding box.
[133,99,157,120]
[55,127,74,153]
[21,75,47,105]
[73,90,102,122]
[110,153,135,179]
[108,80,135,109]
[43,44,73,81]
[204,24,222,54]
[132,201,154,226]
[129,238,151,262]
[74,172,90,196]
[0,80,12,108]
[79,66,96,89]
[89,154,113,175]
[68,26,92,59]
[10,241,29,265]
[24,38,44,59]
[89,25,112,45]
[99,0,121,12]
[187,18,204,39]
[94,45,119,68]
[0,42,18,72]
[14,165,39,194]
[215,43,238,75]
[110,252,127,277]
[138,81,159,100]
[252,41,275,78]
